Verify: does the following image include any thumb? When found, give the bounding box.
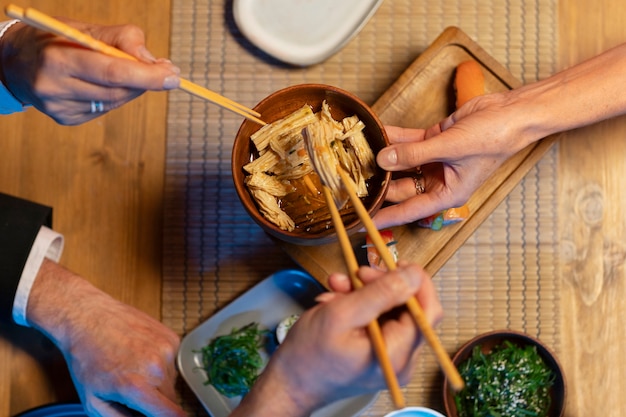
[377,121,453,171]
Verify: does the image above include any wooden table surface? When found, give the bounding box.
[1,1,625,416]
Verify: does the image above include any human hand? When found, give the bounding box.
[231,262,442,417]
[27,259,185,417]
[0,19,180,125]
[373,92,533,229]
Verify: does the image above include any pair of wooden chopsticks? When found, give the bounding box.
[324,169,464,408]
[322,184,406,408]
[4,4,266,126]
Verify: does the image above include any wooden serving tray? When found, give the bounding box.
[280,26,558,284]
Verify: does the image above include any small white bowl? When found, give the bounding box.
[384,407,446,417]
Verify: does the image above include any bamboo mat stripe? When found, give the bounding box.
[163,0,558,414]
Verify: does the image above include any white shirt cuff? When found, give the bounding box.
[0,20,28,115]
[12,226,64,327]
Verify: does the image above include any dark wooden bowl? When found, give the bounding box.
[232,84,390,246]
[444,330,566,417]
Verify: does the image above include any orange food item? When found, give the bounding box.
[455,60,485,108]
[417,205,471,231]
[364,229,398,271]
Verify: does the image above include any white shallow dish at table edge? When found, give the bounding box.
[233,0,385,66]
[177,269,379,417]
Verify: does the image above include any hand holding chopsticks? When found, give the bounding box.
[336,169,465,393]
[322,170,464,408]
[323,186,407,409]
[4,4,265,125]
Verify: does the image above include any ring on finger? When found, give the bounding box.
[413,167,425,195]
[90,100,105,113]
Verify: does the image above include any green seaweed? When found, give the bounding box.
[197,322,269,398]
[455,341,555,417]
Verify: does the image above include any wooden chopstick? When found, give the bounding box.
[4,4,266,126]
[322,185,406,409]
[337,169,465,392]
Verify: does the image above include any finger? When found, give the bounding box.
[358,262,439,318]
[49,76,143,103]
[379,313,421,377]
[88,23,154,63]
[96,387,186,417]
[68,49,179,91]
[377,141,433,172]
[331,265,425,329]
[315,292,340,303]
[35,52,156,103]
[43,20,180,91]
[372,193,448,229]
[384,176,428,202]
[64,20,163,65]
[439,111,457,131]
[36,96,138,125]
[377,124,449,172]
[384,125,428,144]
[358,264,435,369]
[39,89,140,115]
[413,271,443,325]
[327,272,352,293]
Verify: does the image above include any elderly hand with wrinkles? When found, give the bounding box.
[0,18,180,125]
[28,260,185,417]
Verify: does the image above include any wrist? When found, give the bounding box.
[0,20,20,87]
[26,259,101,351]
[230,353,320,417]
[502,43,626,142]
[501,78,570,143]
[0,20,28,113]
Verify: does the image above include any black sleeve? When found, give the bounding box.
[0,192,52,323]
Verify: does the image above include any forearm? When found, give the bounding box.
[506,42,626,141]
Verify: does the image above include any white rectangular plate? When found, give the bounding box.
[177,269,379,417]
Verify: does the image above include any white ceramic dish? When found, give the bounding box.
[233,0,385,66]
[177,269,379,417]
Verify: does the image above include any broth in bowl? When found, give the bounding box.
[232,84,390,246]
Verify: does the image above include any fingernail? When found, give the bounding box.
[163,75,180,89]
[315,293,336,303]
[377,148,397,168]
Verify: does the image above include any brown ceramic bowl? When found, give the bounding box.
[232,84,391,246]
[444,330,566,417]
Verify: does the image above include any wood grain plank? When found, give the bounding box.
[559,2,626,415]
[0,0,171,414]
[2,1,626,416]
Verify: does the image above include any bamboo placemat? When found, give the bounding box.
[163,1,559,414]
